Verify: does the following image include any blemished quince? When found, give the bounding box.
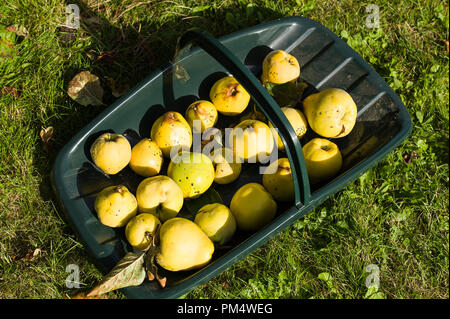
[129,138,163,177]
[303,88,357,138]
[302,138,342,184]
[194,203,236,245]
[261,50,300,85]
[210,147,242,184]
[125,213,161,251]
[90,133,131,175]
[150,111,192,158]
[228,119,275,163]
[230,183,277,231]
[136,175,184,222]
[262,158,295,202]
[185,100,218,132]
[94,185,137,228]
[210,76,250,116]
[269,107,308,151]
[156,217,215,271]
[167,152,215,199]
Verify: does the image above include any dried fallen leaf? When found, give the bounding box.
[446,41,449,53]
[67,71,104,106]
[86,252,146,297]
[40,126,54,152]
[6,24,29,38]
[67,291,109,299]
[402,151,418,164]
[221,281,230,289]
[14,248,46,262]
[40,126,54,143]
[1,86,21,98]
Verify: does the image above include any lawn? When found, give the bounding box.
[0,0,448,299]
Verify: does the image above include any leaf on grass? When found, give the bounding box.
[402,151,418,164]
[86,252,146,297]
[364,286,386,299]
[68,291,109,299]
[67,71,104,106]
[6,24,29,38]
[1,86,21,98]
[40,126,54,143]
[318,272,338,294]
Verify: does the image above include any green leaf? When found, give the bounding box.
[264,80,307,107]
[430,64,440,73]
[182,188,223,219]
[192,5,211,14]
[278,270,288,282]
[318,272,333,284]
[416,139,428,152]
[86,252,146,297]
[364,286,386,299]
[415,110,423,123]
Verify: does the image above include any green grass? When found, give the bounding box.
[0,0,448,299]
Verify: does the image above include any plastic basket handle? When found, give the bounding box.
[177,29,311,206]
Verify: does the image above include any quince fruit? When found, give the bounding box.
[302,138,342,184]
[90,133,131,175]
[261,50,300,85]
[194,203,236,245]
[268,107,307,151]
[303,88,357,138]
[129,138,163,177]
[210,147,242,184]
[210,76,250,116]
[262,157,295,202]
[185,100,218,132]
[125,213,161,251]
[230,183,277,231]
[136,175,184,222]
[228,119,275,163]
[156,217,215,271]
[94,185,137,227]
[167,151,215,199]
[150,111,192,158]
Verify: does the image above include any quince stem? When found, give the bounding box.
[114,185,125,194]
[143,226,167,288]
